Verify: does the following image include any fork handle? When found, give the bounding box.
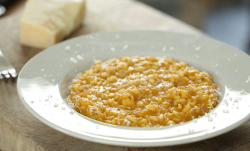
[0,50,13,71]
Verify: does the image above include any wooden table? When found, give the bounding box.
[0,0,250,150]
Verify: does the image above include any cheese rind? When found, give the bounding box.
[20,0,86,49]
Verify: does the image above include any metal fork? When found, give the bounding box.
[0,49,17,79]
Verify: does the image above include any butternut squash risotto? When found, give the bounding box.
[69,56,219,127]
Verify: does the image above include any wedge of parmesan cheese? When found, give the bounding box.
[20,0,86,48]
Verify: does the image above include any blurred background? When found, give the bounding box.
[138,0,250,55]
[1,0,249,55]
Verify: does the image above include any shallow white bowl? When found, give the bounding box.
[17,31,250,147]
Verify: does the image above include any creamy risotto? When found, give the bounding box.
[69,56,219,127]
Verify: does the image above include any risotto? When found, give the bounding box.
[69,56,219,127]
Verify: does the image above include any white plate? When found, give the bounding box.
[17,31,250,147]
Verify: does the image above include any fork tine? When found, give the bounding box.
[2,70,10,78]
[0,49,17,79]
[0,72,3,79]
[8,69,17,78]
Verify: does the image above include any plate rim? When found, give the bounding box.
[17,30,250,147]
